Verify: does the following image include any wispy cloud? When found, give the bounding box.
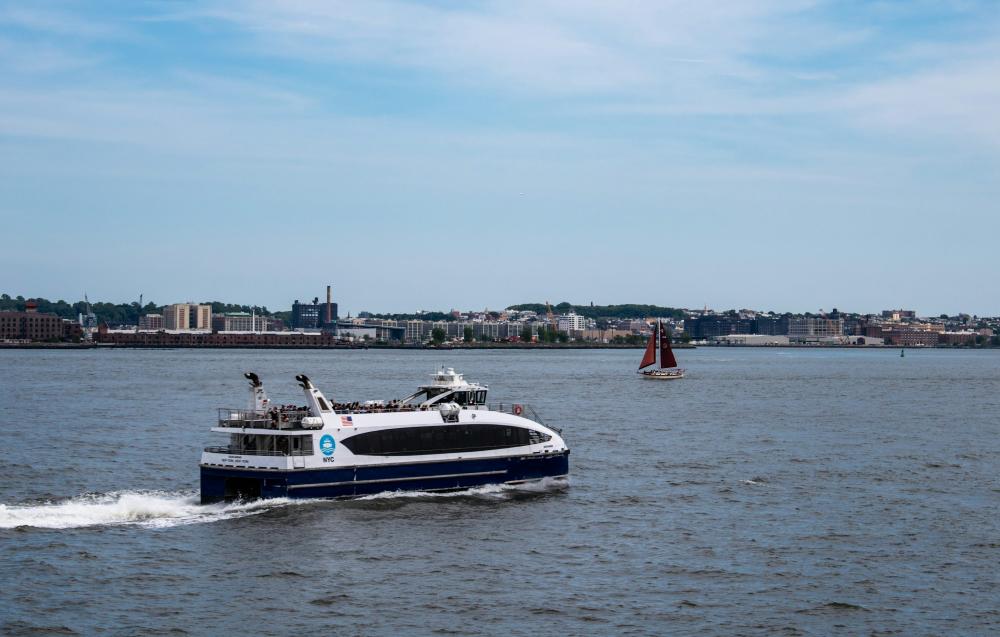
[3,1,1000,153]
[839,54,1000,147]
[170,0,1000,150]
[195,0,826,95]
[0,35,103,73]
[0,5,122,39]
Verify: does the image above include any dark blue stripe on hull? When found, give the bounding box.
[200,452,569,503]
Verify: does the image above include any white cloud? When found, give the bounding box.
[837,46,1000,147]
[3,0,1000,157]
[0,36,102,73]
[197,0,825,95]
[0,5,122,39]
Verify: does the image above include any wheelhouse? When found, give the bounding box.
[398,368,489,407]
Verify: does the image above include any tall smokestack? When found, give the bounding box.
[326,285,332,326]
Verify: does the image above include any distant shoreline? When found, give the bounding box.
[1,342,993,351]
[0,342,657,351]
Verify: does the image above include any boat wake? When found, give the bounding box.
[1,479,569,529]
[0,491,292,530]
[355,476,570,501]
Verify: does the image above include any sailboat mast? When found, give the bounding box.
[654,320,659,367]
[656,319,663,369]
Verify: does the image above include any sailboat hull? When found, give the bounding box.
[639,369,685,380]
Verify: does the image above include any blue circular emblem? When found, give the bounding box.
[319,434,336,456]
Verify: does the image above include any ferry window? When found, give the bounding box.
[299,435,313,455]
[341,424,538,456]
[528,430,551,445]
[452,392,468,406]
[474,391,487,404]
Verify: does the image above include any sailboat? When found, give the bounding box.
[638,320,685,379]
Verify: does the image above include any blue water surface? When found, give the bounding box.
[1,347,998,635]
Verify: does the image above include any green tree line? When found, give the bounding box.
[506,301,686,320]
[362,311,458,322]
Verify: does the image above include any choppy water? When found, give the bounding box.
[1,347,998,635]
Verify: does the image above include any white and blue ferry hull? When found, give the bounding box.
[201,451,569,503]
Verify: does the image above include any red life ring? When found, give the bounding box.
[513,404,523,416]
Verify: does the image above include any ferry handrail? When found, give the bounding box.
[483,403,562,434]
[204,446,311,457]
[217,407,312,429]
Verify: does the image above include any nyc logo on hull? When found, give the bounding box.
[319,434,336,457]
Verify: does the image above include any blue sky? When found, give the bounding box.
[2,1,999,316]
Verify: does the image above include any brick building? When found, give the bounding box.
[938,331,977,346]
[0,310,69,341]
[881,329,940,346]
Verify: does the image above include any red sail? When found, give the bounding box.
[659,322,678,369]
[638,323,657,369]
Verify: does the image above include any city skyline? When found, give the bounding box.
[2,290,994,322]
[3,2,1000,315]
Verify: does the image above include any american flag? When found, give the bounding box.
[340,415,353,427]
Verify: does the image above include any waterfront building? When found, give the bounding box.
[163,303,212,330]
[575,328,633,342]
[337,326,377,341]
[756,316,790,335]
[445,321,465,339]
[939,331,977,346]
[845,335,884,346]
[498,321,525,340]
[363,323,405,342]
[557,312,586,332]
[212,312,269,332]
[881,328,939,347]
[291,298,338,330]
[95,326,344,347]
[163,304,188,330]
[138,313,164,330]
[291,300,321,329]
[425,321,450,341]
[194,304,211,330]
[405,320,429,343]
[787,317,844,341]
[685,315,756,339]
[909,322,944,333]
[0,306,73,342]
[471,321,500,341]
[714,334,790,346]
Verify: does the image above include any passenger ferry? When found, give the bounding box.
[200,368,569,503]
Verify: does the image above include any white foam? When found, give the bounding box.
[0,491,292,530]
[1,478,570,528]
[355,476,569,501]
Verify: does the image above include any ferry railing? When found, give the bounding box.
[483,403,561,433]
[204,446,312,457]
[217,408,311,430]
